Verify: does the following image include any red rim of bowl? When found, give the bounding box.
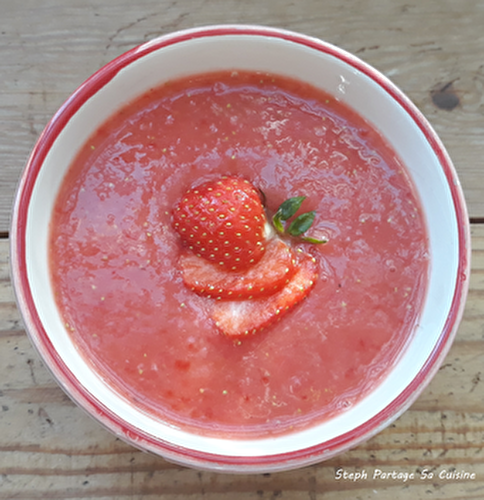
[10,25,471,472]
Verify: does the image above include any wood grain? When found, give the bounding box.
[1,0,484,233]
[0,227,482,499]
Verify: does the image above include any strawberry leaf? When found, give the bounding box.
[273,196,306,234]
[271,195,327,244]
[276,196,306,221]
[287,211,316,236]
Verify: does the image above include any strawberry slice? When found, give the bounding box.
[211,252,318,338]
[179,238,296,300]
[172,176,269,271]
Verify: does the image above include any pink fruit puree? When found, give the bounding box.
[49,70,429,437]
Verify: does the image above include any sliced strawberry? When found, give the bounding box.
[172,176,269,271]
[211,252,318,338]
[179,238,296,300]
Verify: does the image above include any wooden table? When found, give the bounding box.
[1,1,483,498]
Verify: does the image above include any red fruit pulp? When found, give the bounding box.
[49,70,429,438]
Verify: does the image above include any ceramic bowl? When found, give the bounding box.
[10,25,470,473]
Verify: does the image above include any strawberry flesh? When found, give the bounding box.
[179,238,296,300]
[212,252,318,338]
[172,176,323,340]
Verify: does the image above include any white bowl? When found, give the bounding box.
[10,25,470,473]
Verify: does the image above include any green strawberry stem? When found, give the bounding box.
[272,196,327,244]
[272,215,285,234]
[301,235,328,244]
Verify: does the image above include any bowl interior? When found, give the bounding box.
[15,27,467,468]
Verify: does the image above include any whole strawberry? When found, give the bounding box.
[172,176,269,272]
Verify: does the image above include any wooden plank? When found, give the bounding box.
[0,225,483,498]
[1,0,484,235]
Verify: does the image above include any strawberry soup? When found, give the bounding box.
[49,70,429,438]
